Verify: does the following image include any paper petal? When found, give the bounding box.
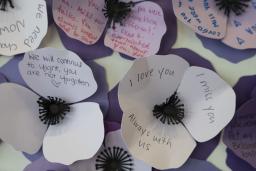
[19,48,97,103]
[223,98,256,168]
[121,104,196,169]
[0,73,7,83]
[118,54,189,113]
[0,0,48,56]
[24,156,69,171]
[172,0,227,39]
[222,1,256,49]
[178,66,236,142]
[52,0,107,45]
[104,1,166,58]
[0,83,47,154]
[43,102,104,165]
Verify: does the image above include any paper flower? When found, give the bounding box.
[52,0,167,58]
[24,122,151,171]
[223,75,256,169]
[0,48,104,165]
[0,0,48,56]
[172,0,256,50]
[118,54,236,169]
[69,129,151,171]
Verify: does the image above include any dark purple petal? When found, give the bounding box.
[105,85,122,123]
[226,149,255,171]
[23,149,43,162]
[233,75,256,108]
[0,73,7,83]
[104,121,121,135]
[24,156,69,171]
[56,26,113,60]
[197,35,256,63]
[0,54,109,115]
[223,98,256,168]
[153,159,220,171]
[46,0,54,26]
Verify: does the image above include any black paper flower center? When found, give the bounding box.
[0,0,14,11]
[95,146,133,171]
[215,0,251,16]
[153,92,184,125]
[37,96,71,125]
[102,0,135,29]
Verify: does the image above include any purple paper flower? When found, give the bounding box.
[172,0,256,63]
[0,48,106,165]
[50,0,179,59]
[223,75,256,169]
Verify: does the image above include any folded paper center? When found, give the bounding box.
[153,92,184,125]
[102,0,135,29]
[37,96,71,125]
[95,146,133,171]
[215,0,251,16]
[0,0,14,11]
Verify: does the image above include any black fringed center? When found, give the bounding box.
[153,92,184,125]
[215,0,251,16]
[37,96,70,125]
[95,146,133,171]
[103,0,135,29]
[0,0,14,11]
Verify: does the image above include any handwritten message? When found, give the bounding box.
[173,0,227,39]
[0,0,47,56]
[53,0,107,45]
[222,1,256,49]
[224,99,256,168]
[105,2,166,58]
[19,48,97,102]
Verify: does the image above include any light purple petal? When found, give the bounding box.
[197,35,256,63]
[24,156,69,171]
[0,73,7,83]
[23,149,43,162]
[223,98,256,168]
[153,159,220,171]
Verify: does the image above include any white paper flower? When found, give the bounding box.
[52,0,167,58]
[172,0,256,49]
[0,48,104,165]
[0,0,48,56]
[69,129,151,171]
[118,54,236,169]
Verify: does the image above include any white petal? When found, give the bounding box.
[52,0,107,45]
[0,0,48,56]
[19,48,97,103]
[121,105,196,170]
[106,130,152,171]
[0,83,47,154]
[222,1,256,49]
[178,66,236,142]
[43,102,104,165]
[118,54,189,113]
[104,1,166,58]
[172,0,227,39]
